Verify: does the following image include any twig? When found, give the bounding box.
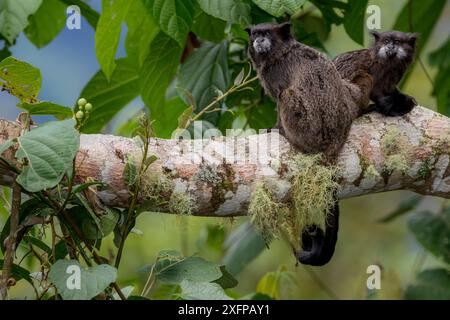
[0,181,21,300]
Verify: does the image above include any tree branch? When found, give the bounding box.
[0,106,449,217]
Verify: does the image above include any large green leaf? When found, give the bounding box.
[153,251,223,284]
[95,0,132,81]
[222,222,266,275]
[144,0,196,46]
[15,119,80,192]
[0,0,42,44]
[393,0,446,87]
[152,96,189,138]
[125,0,159,67]
[0,57,41,102]
[0,259,33,285]
[60,0,99,28]
[429,37,450,116]
[24,0,66,48]
[309,0,345,31]
[196,0,251,25]
[192,11,226,43]
[251,0,306,17]
[48,260,117,300]
[343,0,368,45]
[78,58,139,133]
[178,41,230,121]
[82,208,120,240]
[18,101,73,120]
[406,269,450,300]
[139,32,183,116]
[408,208,450,264]
[178,280,231,300]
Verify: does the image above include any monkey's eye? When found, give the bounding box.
[394,40,400,45]
[383,39,389,45]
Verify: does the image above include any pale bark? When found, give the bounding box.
[0,105,449,217]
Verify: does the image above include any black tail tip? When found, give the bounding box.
[375,92,417,117]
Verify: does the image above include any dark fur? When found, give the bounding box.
[334,30,418,116]
[246,23,370,266]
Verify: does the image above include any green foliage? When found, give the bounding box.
[59,0,99,28]
[48,260,118,300]
[24,0,66,48]
[378,195,422,223]
[14,119,79,192]
[0,57,41,102]
[95,0,132,81]
[197,0,251,25]
[18,101,73,120]
[0,0,42,43]
[252,0,306,17]
[343,0,368,45]
[406,269,450,300]
[429,36,450,116]
[408,208,450,264]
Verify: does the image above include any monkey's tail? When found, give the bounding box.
[375,91,417,117]
[296,196,339,266]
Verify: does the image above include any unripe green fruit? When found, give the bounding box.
[77,98,87,107]
[84,103,92,111]
[75,111,84,119]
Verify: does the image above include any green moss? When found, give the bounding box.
[365,164,381,180]
[417,157,434,180]
[248,182,288,242]
[169,191,195,215]
[141,170,172,201]
[383,154,409,175]
[381,127,403,154]
[290,154,339,238]
[195,165,221,185]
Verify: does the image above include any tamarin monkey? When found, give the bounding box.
[246,22,372,266]
[334,30,418,116]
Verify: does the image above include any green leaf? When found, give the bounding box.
[1,198,50,253]
[139,32,183,116]
[0,0,42,44]
[24,0,66,48]
[408,208,450,264]
[95,0,132,81]
[406,269,450,300]
[309,0,345,31]
[393,0,446,87]
[72,181,105,194]
[48,259,117,300]
[429,37,450,116]
[197,0,251,25]
[52,240,68,260]
[192,11,226,43]
[125,0,159,67]
[78,58,139,133]
[178,280,231,300]
[0,56,41,102]
[60,0,100,29]
[343,0,368,45]
[152,96,189,138]
[0,259,33,285]
[0,139,12,154]
[82,207,120,240]
[153,251,222,284]
[143,0,196,46]
[18,101,73,120]
[378,195,421,223]
[213,266,238,289]
[251,0,306,17]
[123,156,137,187]
[177,106,193,129]
[222,222,266,275]
[15,119,80,192]
[144,155,158,169]
[178,41,230,122]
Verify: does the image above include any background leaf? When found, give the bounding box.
[0,0,42,44]
[78,58,139,133]
[18,101,73,120]
[178,280,231,300]
[343,0,369,45]
[406,269,450,300]
[196,0,251,25]
[192,11,226,43]
[95,0,132,81]
[251,0,306,18]
[24,0,66,48]
[144,0,196,46]
[59,0,100,28]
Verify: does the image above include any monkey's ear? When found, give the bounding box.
[370,30,381,41]
[279,22,292,39]
[408,33,419,46]
[245,26,252,35]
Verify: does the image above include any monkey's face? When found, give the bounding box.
[246,23,293,55]
[372,31,418,60]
